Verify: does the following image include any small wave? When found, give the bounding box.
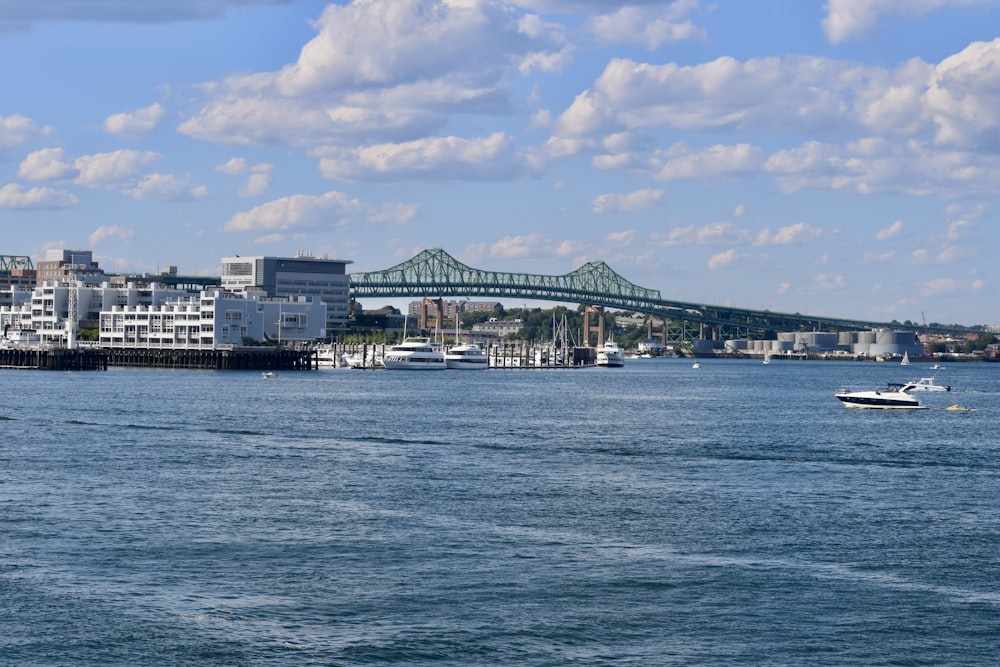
[203,428,268,436]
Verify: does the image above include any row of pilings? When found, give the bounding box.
[0,347,108,370]
[0,346,316,371]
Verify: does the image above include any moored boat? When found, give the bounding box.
[382,337,446,370]
[595,338,625,367]
[445,343,488,370]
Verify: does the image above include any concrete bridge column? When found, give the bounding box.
[583,305,605,346]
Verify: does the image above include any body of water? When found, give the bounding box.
[2,359,999,665]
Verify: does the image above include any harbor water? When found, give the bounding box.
[3,359,1000,665]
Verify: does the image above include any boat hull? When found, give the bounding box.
[835,391,926,409]
[382,357,446,370]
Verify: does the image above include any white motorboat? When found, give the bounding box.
[261,371,278,379]
[382,337,446,370]
[445,343,488,370]
[315,345,347,368]
[891,377,950,392]
[595,338,625,367]
[835,382,926,409]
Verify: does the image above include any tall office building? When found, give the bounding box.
[220,253,352,334]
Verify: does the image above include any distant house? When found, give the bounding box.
[472,317,524,339]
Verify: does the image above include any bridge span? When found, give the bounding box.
[349,249,976,341]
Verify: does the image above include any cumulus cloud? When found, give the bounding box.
[487,233,548,259]
[875,219,904,240]
[591,188,663,214]
[755,222,822,245]
[652,222,751,247]
[589,4,705,50]
[223,190,417,233]
[238,172,272,197]
[920,277,961,297]
[103,103,165,138]
[122,173,208,201]
[18,148,78,181]
[215,157,247,175]
[89,225,134,246]
[18,147,207,199]
[822,0,994,45]
[73,150,163,187]
[0,114,52,153]
[316,133,527,182]
[708,249,737,270]
[652,143,764,181]
[179,0,568,150]
[603,229,636,247]
[0,183,77,210]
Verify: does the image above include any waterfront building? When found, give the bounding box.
[99,289,326,349]
[36,249,107,286]
[0,281,191,346]
[472,317,524,339]
[221,253,351,336]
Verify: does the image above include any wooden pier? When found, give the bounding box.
[0,346,316,371]
[0,347,108,371]
[103,347,316,370]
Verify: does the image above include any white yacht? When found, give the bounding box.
[445,343,488,370]
[595,338,625,367]
[382,337,446,370]
[891,377,950,392]
[835,382,926,409]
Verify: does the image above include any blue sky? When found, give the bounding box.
[2,0,999,326]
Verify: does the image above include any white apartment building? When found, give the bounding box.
[99,289,326,349]
[0,282,326,349]
[0,282,192,345]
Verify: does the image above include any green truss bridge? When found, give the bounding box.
[350,249,977,341]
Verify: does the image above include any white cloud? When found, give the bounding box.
[122,173,208,201]
[708,249,737,270]
[238,172,272,197]
[589,4,705,50]
[920,277,961,297]
[652,143,764,181]
[652,222,751,247]
[488,233,547,259]
[862,250,895,263]
[810,273,847,292]
[0,183,77,210]
[19,147,211,199]
[179,0,568,149]
[316,133,526,182]
[73,150,162,187]
[223,190,417,233]
[755,222,822,246]
[0,114,51,152]
[822,0,995,45]
[924,38,1000,150]
[215,157,247,175]
[89,225,134,246]
[603,229,636,247]
[18,148,78,181]
[103,102,165,138]
[875,219,904,240]
[591,188,663,214]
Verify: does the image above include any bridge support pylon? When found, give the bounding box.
[583,305,605,347]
